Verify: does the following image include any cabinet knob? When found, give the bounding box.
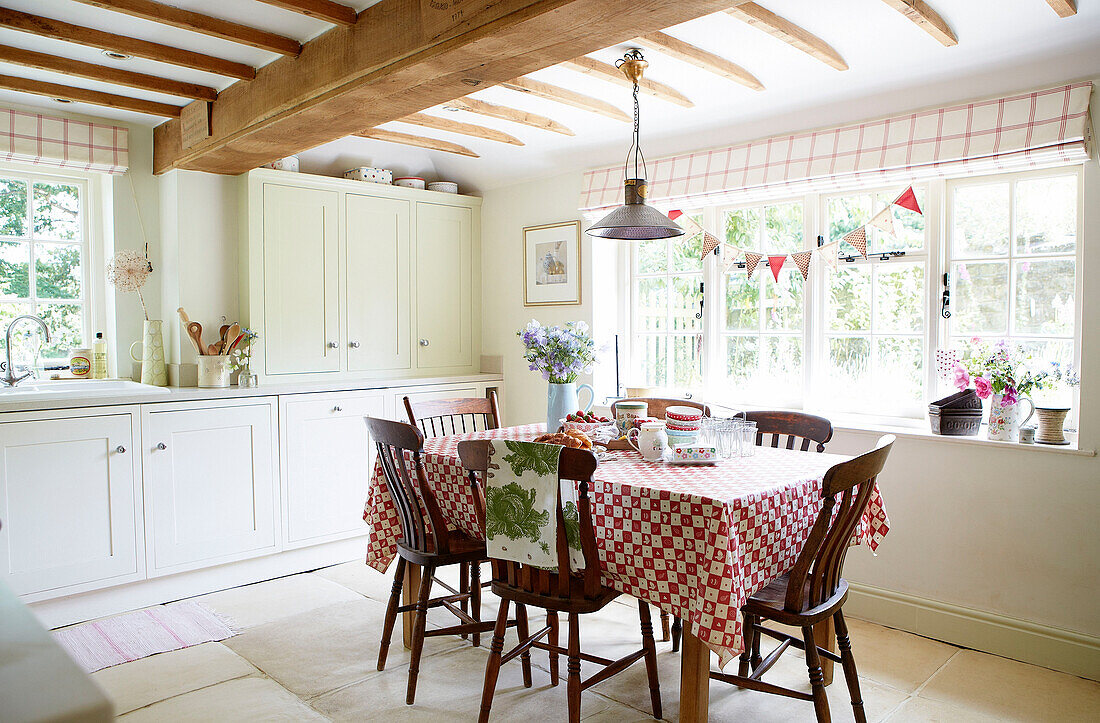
[157,442,167,450]
[327,341,338,349]
[419,339,430,347]
[332,405,343,412]
[116,445,126,454]
[349,341,360,348]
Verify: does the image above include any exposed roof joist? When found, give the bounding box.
[500,77,631,122]
[880,0,957,46]
[0,73,181,117]
[398,112,524,145]
[254,0,358,27]
[634,31,764,91]
[560,56,694,107]
[355,128,478,157]
[441,97,574,136]
[726,2,848,71]
[1045,0,1077,17]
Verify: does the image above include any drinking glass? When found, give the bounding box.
[697,417,715,446]
[739,421,758,457]
[714,418,739,459]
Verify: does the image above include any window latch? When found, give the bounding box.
[941,272,951,319]
[695,281,704,319]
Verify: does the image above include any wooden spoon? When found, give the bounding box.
[222,323,241,355]
[179,309,203,355]
[186,322,206,355]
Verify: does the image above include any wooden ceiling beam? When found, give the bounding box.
[0,43,217,101]
[1044,0,1077,17]
[441,97,574,136]
[560,55,694,108]
[72,0,302,56]
[634,31,763,91]
[398,112,523,145]
[880,1,957,46]
[0,8,255,80]
[0,73,181,117]
[153,0,750,174]
[500,77,630,121]
[254,0,357,27]
[355,129,479,157]
[726,3,848,71]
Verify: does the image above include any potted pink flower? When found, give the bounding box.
[952,338,1049,442]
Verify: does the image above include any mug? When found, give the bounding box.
[615,401,649,435]
[627,422,667,462]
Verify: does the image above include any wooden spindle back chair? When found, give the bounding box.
[711,434,895,723]
[365,416,498,706]
[745,410,834,452]
[458,440,662,723]
[404,391,501,438]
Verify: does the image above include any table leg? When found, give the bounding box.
[679,628,710,723]
[813,616,835,685]
[402,563,422,650]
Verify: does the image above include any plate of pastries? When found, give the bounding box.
[533,428,594,450]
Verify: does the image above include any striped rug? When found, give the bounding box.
[53,601,238,673]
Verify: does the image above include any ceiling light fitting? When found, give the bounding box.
[586,49,684,240]
[53,98,74,104]
[101,50,132,60]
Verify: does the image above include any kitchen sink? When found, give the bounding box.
[0,379,172,398]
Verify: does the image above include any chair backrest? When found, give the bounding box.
[404,391,501,438]
[458,440,601,601]
[744,411,833,453]
[784,435,894,613]
[366,416,456,556]
[611,397,711,420]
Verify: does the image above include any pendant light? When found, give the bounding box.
[586,49,684,240]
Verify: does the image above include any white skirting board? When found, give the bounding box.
[29,537,370,631]
[846,582,1100,681]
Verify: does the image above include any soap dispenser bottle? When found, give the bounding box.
[93,332,108,379]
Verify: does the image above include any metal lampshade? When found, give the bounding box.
[586,179,684,239]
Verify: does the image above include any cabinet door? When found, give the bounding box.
[143,403,277,574]
[263,184,340,375]
[282,392,387,546]
[415,202,473,369]
[346,194,411,372]
[0,414,140,596]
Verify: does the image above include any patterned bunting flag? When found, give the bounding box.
[721,246,743,273]
[767,255,787,282]
[843,226,868,258]
[892,186,922,215]
[868,207,896,238]
[743,252,762,279]
[818,241,841,269]
[792,250,813,280]
[700,231,721,259]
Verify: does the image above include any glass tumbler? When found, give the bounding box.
[714,418,739,459]
[739,421,758,457]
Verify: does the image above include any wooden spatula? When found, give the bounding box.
[179,309,203,355]
[186,322,206,356]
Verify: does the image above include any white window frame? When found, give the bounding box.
[0,163,102,364]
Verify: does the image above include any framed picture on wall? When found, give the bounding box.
[523,221,581,306]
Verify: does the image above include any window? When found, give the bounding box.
[631,213,705,390]
[621,167,1083,422]
[720,201,805,407]
[0,171,88,364]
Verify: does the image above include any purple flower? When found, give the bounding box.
[1002,386,1018,405]
[973,376,992,399]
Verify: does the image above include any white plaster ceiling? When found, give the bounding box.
[3,1,1099,193]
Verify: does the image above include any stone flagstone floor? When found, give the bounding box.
[82,561,1100,721]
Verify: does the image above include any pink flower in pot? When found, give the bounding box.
[973,376,992,399]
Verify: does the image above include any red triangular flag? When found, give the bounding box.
[743,252,762,279]
[768,255,787,282]
[668,209,683,220]
[892,186,922,215]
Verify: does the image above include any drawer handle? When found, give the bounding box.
[333,405,343,412]
[327,341,339,349]
[349,341,360,349]
[116,445,126,454]
[419,339,430,347]
[157,442,167,450]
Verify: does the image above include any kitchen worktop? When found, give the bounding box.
[0,373,504,414]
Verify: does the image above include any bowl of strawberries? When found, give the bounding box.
[560,410,616,439]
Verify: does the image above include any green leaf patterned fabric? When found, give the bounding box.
[485,440,585,572]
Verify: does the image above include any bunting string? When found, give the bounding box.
[675,184,923,283]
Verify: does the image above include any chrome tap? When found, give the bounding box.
[2,315,51,387]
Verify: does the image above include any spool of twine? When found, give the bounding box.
[1035,407,1070,445]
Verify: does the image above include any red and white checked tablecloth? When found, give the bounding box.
[363,424,889,668]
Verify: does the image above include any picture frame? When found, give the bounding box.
[523,220,581,306]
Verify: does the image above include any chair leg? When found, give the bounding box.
[406,564,435,705]
[638,601,663,721]
[470,560,482,648]
[738,613,755,677]
[459,562,470,640]
[548,611,560,686]
[378,557,405,671]
[671,617,682,653]
[515,603,533,688]
[834,611,867,723]
[659,610,671,642]
[479,598,510,723]
[750,618,763,671]
[801,624,832,723]
[567,613,582,723]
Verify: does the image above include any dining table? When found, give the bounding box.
[362,423,890,722]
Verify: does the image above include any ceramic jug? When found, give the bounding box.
[128,319,168,387]
[547,382,594,433]
[628,422,668,462]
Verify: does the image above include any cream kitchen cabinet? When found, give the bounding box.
[280,390,390,547]
[0,410,142,598]
[241,169,481,383]
[141,399,278,576]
